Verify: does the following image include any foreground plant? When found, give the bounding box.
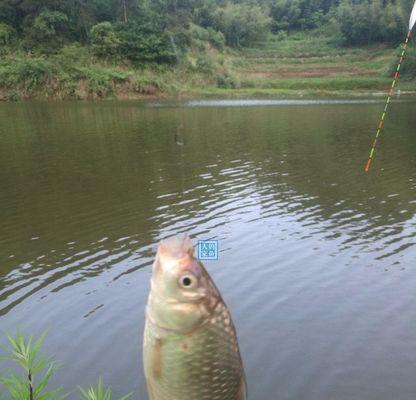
[0,333,132,400]
[79,378,131,400]
[0,332,62,400]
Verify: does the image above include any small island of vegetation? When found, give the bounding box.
[0,0,415,100]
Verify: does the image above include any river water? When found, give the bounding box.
[1,99,416,400]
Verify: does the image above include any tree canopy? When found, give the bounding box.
[0,0,414,61]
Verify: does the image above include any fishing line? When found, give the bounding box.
[364,30,412,172]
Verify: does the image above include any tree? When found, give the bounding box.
[335,0,407,45]
[23,9,69,53]
[214,3,271,47]
[90,21,120,58]
[115,21,176,63]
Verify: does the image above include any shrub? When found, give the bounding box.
[115,22,176,63]
[217,73,239,89]
[189,24,210,41]
[23,10,69,53]
[275,30,288,41]
[0,58,55,93]
[207,28,225,51]
[90,22,120,58]
[196,56,216,74]
[76,67,129,98]
[389,45,416,79]
[0,23,14,47]
[335,0,406,46]
[214,4,271,48]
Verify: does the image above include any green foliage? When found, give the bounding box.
[389,45,416,79]
[0,58,55,93]
[0,0,414,100]
[115,22,176,63]
[23,10,69,53]
[207,28,225,51]
[214,4,272,48]
[188,24,225,50]
[90,22,120,58]
[0,23,14,46]
[0,332,63,400]
[79,378,131,400]
[217,72,239,89]
[270,0,330,31]
[335,0,407,46]
[75,67,130,98]
[195,56,216,74]
[53,44,90,67]
[0,332,132,400]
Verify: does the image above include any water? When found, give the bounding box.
[1,99,416,400]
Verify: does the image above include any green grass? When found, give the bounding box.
[240,77,390,90]
[0,32,414,101]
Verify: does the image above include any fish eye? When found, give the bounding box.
[179,274,196,289]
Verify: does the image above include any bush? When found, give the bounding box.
[195,56,216,74]
[335,0,406,46]
[76,67,129,97]
[275,30,288,41]
[217,72,239,89]
[115,22,176,63]
[0,23,14,47]
[189,24,210,41]
[54,43,90,66]
[271,0,303,31]
[90,22,120,58]
[389,45,416,79]
[0,58,55,92]
[167,27,191,52]
[207,28,225,51]
[23,10,69,53]
[213,4,271,48]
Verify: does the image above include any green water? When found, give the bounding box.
[1,99,416,400]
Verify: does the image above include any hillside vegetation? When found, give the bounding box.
[0,0,415,100]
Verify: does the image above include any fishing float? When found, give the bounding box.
[364,0,416,172]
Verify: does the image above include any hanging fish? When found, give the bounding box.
[143,236,246,400]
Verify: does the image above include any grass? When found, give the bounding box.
[0,332,132,400]
[0,32,414,101]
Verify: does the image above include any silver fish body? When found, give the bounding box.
[143,237,246,400]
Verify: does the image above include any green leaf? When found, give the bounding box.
[79,378,132,400]
[1,332,64,400]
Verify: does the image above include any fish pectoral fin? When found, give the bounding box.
[150,338,163,379]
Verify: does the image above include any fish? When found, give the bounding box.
[143,236,246,400]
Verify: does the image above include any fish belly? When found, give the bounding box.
[143,319,245,400]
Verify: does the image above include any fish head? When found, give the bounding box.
[147,236,221,334]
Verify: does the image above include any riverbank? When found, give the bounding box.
[1,34,415,101]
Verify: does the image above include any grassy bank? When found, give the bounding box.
[0,33,415,101]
